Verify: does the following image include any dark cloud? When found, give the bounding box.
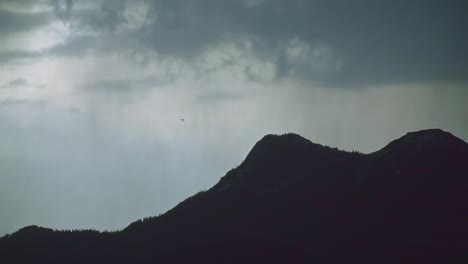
[1,0,467,86]
[0,78,27,89]
[0,49,39,65]
[0,35,98,65]
[52,0,74,22]
[0,7,52,35]
[0,98,46,108]
[134,0,468,87]
[0,0,49,5]
[79,0,127,33]
[79,76,171,94]
[46,35,98,56]
[193,91,243,104]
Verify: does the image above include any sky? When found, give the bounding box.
[0,0,467,235]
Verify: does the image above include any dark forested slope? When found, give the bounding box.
[1,129,467,263]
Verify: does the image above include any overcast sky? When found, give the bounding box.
[0,0,467,235]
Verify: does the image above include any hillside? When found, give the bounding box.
[1,129,467,263]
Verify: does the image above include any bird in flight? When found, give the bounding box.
[180,118,185,122]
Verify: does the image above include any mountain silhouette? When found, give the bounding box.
[1,129,467,263]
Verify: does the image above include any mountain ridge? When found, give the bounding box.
[1,128,467,262]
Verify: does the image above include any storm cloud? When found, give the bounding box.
[58,0,468,86]
[0,7,51,35]
[3,0,467,86]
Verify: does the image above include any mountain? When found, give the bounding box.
[1,129,467,263]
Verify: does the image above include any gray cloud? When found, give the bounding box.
[0,35,98,65]
[79,0,127,33]
[1,0,467,87]
[52,0,74,22]
[79,76,172,94]
[0,78,27,89]
[88,0,460,87]
[193,91,243,104]
[0,7,52,35]
[47,35,98,56]
[0,98,46,108]
[0,49,38,65]
[143,0,468,86]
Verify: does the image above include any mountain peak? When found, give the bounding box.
[244,133,317,164]
[391,128,464,147]
[404,128,455,141]
[257,133,313,146]
[213,133,322,191]
[371,128,467,158]
[11,225,53,238]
